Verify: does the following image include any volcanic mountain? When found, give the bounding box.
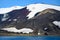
[0,4,60,35]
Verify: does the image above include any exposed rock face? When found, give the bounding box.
[0,7,30,29]
[27,9,60,35]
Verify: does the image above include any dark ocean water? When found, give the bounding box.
[0,36,60,40]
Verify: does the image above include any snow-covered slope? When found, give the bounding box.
[0,4,60,19]
[0,6,24,14]
[27,4,60,19]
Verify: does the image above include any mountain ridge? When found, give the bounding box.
[0,4,60,35]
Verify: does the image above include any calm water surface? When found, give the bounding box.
[0,36,60,40]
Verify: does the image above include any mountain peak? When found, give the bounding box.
[27,4,60,19]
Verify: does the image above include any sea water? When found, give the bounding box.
[0,36,60,40]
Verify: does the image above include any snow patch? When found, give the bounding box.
[2,14,9,21]
[8,19,12,21]
[44,27,48,31]
[2,18,8,21]
[38,32,41,35]
[53,21,60,28]
[13,19,17,21]
[1,27,33,33]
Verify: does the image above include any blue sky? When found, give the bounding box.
[0,0,60,8]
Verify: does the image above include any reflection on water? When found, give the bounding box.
[0,36,60,40]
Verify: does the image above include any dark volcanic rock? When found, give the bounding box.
[26,9,60,35]
[0,7,30,29]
